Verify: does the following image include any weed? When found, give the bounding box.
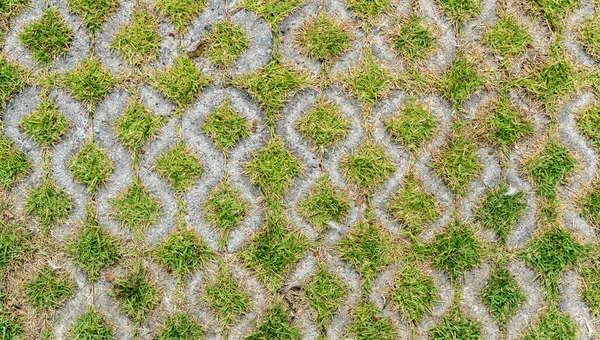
[437,0,481,24]
[0,56,25,104]
[25,265,73,310]
[339,142,395,195]
[68,141,114,193]
[344,300,396,340]
[389,265,437,323]
[482,98,532,151]
[155,0,206,33]
[202,181,249,248]
[474,183,526,244]
[25,179,72,229]
[524,141,576,199]
[202,97,251,150]
[522,309,576,339]
[577,105,600,149]
[429,315,481,339]
[62,57,115,107]
[243,0,303,26]
[154,227,213,278]
[202,20,249,68]
[436,55,483,110]
[111,268,160,322]
[0,135,30,190]
[150,56,211,110]
[154,141,203,192]
[384,99,436,152]
[157,313,204,340]
[67,0,119,32]
[18,7,73,66]
[303,264,346,334]
[578,14,600,60]
[484,16,531,58]
[387,175,439,235]
[480,266,525,329]
[296,97,350,149]
[344,0,390,18]
[389,16,436,61]
[247,304,301,340]
[298,174,350,234]
[68,308,114,340]
[114,100,166,155]
[296,12,352,63]
[112,10,160,66]
[20,98,70,147]
[111,177,160,233]
[346,51,394,107]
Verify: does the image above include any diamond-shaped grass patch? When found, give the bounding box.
[69,141,114,193]
[201,20,249,68]
[344,0,390,19]
[389,15,437,61]
[0,135,31,190]
[155,0,206,33]
[387,175,439,235]
[111,268,160,322]
[384,99,436,152]
[296,97,350,150]
[298,174,350,234]
[429,315,481,339]
[340,142,395,195]
[157,312,204,340]
[67,0,119,32]
[480,266,525,330]
[437,0,481,24]
[389,265,438,324]
[202,97,251,151]
[579,249,600,317]
[436,55,483,110]
[484,15,531,58]
[68,308,114,340]
[243,0,303,27]
[20,98,70,148]
[524,141,576,199]
[0,56,25,104]
[247,304,301,340]
[303,263,346,335]
[522,309,577,339]
[296,12,352,63]
[154,141,203,192]
[111,10,161,66]
[336,220,393,282]
[578,14,600,61]
[111,177,160,234]
[428,219,483,281]
[482,98,532,151]
[579,181,600,229]
[346,52,394,107]
[344,300,396,340]
[62,58,115,107]
[25,179,72,230]
[154,227,213,278]
[518,59,576,105]
[203,181,249,249]
[19,7,73,66]
[577,104,600,149]
[26,265,74,310]
[201,261,251,330]
[474,182,526,245]
[114,100,166,155]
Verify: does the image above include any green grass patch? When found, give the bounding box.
[577,104,600,149]
[25,179,72,229]
[202,97,251,150]
[201,20,249,68]
[524,141,576,199]
[0,219,30,269]
[68,308,114,340]
[157,313,204,340]
[344,300,396,340]
[389,15,436,61]
[474,182,526,244]
[480,266,525,330]
[112,10,160,66]
[482,98,532,151]
[303,263,346,335]
[62,57,115,107]
[20,98,70,147]
[388,175,439,236]
[0,312,24,339]
[154,227,213,278]
[529,0,577,28]
[202,261,251,329]
[522,309,577,339]
[202,181,249,249]
[154,141,203,192]
[296,12,352,63]
[243,138,302,197]
[150,56,211,110]
[0,56,25,104]
[336,220,393,281]
[18,7,73,66]
[344,0,390,18]
[25,265,74,310]
[243,0,303,26]
[298,174,350,234]
[111,268,160,322]
[296,97,350,150]
[579,249,600,317]
[484,15,531,58]
[69,141,114,193]
[428,219,483,281]
[247,304,301,340]
[111,177,160,233]
[577,14,600,61]
[384,99,436,152]
[429,315,481,339]
[436,55,483,110]
[389,265,437,324]
[0,135,30,190]
[340,142,395,195]
[1,0,30,23]
[155,0,206,33]
[437,0,481,24]
[114,99,166,155]
[579,181,600,229]
[346,51,394,107]
[517,59,576,105]
[67,0,119,32]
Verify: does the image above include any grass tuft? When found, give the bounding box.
[154,227,213,278]
[480,266,525,330]
[517,59,576,105]
[0,0,30,24]
[437,0,481,24]
[111,268,160,322]
[474,182,527,244]
[577,14,600,61]
[522,309,577,339]
[296,97,350,150]
[0,312,24,339]
[429,315,481,339]
[482,98,532,151]
[0,135,30,190]
[18,7,73,66]
[577,105,600,149]
[389,265,438,324]
[529,0,577,28]
[384,99,436,152]
[154,141,203,192]
[68,141,114,193]
[436,55,483,110]
[296,12,352,63]
[20,98,70,147]
[25,179,72,229]
[247,304,301,340]
[303,264,346,335]
[155,0,206,33]
[579,181,600,229]
[150,56,211,110]
[243,0,303,26]
[68,308,114,340]
[387,175,439,235]
[344,300,396,340]
[346,51,394,107]
[0,219,30,269]
[202,181,249,248]
[340,142,395,195]
[111,10,161,66]
[389,15,436,61]
[484,15,531,58]
[202,97,251,150]
[62,57,115,107]
[344,0,390,18]
[201,20,249,68]
[0,56,25,104]
[114,100,166,155]
[524,141,576,199]
[111,177,160,233]
[298,174,350,234]
[67,0,119,32]
[157,313,204,340]
[25,265,74,310]
[579,249,600,317]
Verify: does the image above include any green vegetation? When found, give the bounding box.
[474,183,526,244]
[389,265,437,323]
[296,97,350,149]
[523,309,577,340]
[484,16,531,58]
[67,0,119,32]
[530,0,577,28]
[0,0,30,24]
[111,177,160,234]
[155,0,206,33]
[154,141,203,192]
[247,304,301,340]
[25,179,72,229]
[20,98,70,147]
[0,219,30,269]
[296,12,352,63]
[387,175,439,235]
[69,141,114,193]
[579,181,600,229]
[577,105,600,149]
[0,135,30,190]
[578,14,600,60]
[346,52,394,107]
[480,266,525,329]
[384,99,436,151]
[18,7,73,65]
[157,313,204,340]
[114,100,166,155]
[154,227,213,278]
[390,15,436,61]
[112,10,161,66]
[482,98,532,150]
[111,268,160,322]
[243,0,303,26]
[437,0,481,24]
[68,308,114,340]
[344,300,396,340]
[525,141,576,199]
[62,58,115,107]
[150,56,211,110]
[340,142,395,195]
[0,312,24,339]
[429,315,481,339]
[25,265,73,310]
[202,21,249,68]
[298,174,350,234]
[303,264,346,334]
[202,181,249,248]
[518,59,576,105]
[344,0,390,18]
[0,56,25,104]
[202,97,250,150]
[436,55,483,110]
[580,249,600,317]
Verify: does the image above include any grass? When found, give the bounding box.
[429,315,481,339]
[296,12,352,63]
[577,104,600,149]
[480,266,525,329]
[344,300,396,340]
[25,265,73,310]
[202,181,249,248]
[474,182,527,244]
[389,15,436,61]
[62,57,115,107]
[154,0,206,33]
[243,138,302,197]
[156,313,204,340]
[68,141,114,193]
[579,250,600,317]
[68,308,114,340]
[241,212,309,288]
[384,99,436,152]
[577,14,600,61]
[579,181,600,229]
[112,10,161,66]
[297,174,350,234]
[233,59,306,122]
[437,0,481,24]
[243,0,303,26]
[0,135,30,190]
[150,56,211,110]
[67,0,119,32]
[431,128,482,196]
[389,265,438,324]
[247,304,301,340]
[387,175,439,236]
[0,56,25,104]
[484,15,531,58]
[154,141,203,192]
[336,220,393,282]
[296,97,350,150]
[0,0,30,24]
[529,0,578,28]
[201,261,251,329]
[111,268,160,322]
[436,55,483,110]
[303,264,346,335]
[202,97,251,150]
[346,51,394,107]
[524,141,576,199]
[201,20,249,68]
[344,0,390,19]
[482,98,533,151]
[517,59,576,105]
[522,309,577,339]
[154,227,213,278]
[0,219,30,269]
[18,7,73,66]
[20,98,70,147]
[25,179,72,229]
[428,219,483,281]
[0,312,24,339]
[111,177,160,234]
[114,100,166,155]
[339,142,395,195]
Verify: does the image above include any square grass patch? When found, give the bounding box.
[154,141,203,192]
[0,135,31,190]
[247,304,301,340]
[155,0,206,34]
[484,15,531,58]
[26,265,74,310]
[19,7,73,66]
[296,12,352,63]
[67,0,119,32]
[482,98,532,151]
[387,175,439,235]
[25,179,72,230]
[202,181,249,249]
[62,58,115,107]
[522,309,577,340]
[524,141,576,199]
[20,98,70,148]
[346,52,394,107]
[577,14,600,61]
[429,315,481,339]
[480,266,525,330]
[114,100,166,155]
[0,56,25,104]
[111,177,160,234]
[303,264,346,335]
[202,97,251,150]
[384,99,436,152]
[0,219,31,269]
[389,15,437,61]
[437,0,481,24]
[111,10,161,66]
[344,300,396,340]
[111,268,160,322]
[389,265,438,324]
[340,142,395,195]
[474,182,526,244]
[154,227,213,278]
[157,313,204,340]
[68,308,114,340]
[150,56,211,110]
[243,0,303,27]
[436,55,483,110]
[298,174,350,234]
[69,141,114,193]
[296,97,350,150]
[201,20,249,68]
